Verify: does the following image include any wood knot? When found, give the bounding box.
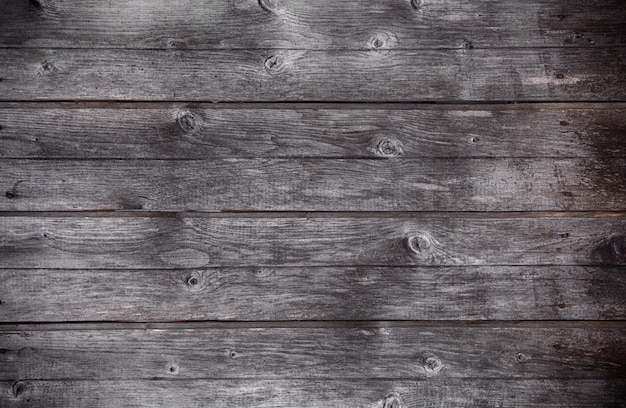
[177,111,197,132]
[515,352,530,363]
[38,60,58,75]
[556,73,565,79]
[29,0,44,9]
[5,190,16,199]
[12,381,26,398]
[593,235,626,264]
[410,0,423,11]
[258,0,279,13]
[405,234,433,257]
[376,138,403,157]
[264,55,283,74]
[168,363,180,375]
[460,39,474,49]
[184,272,204,292]
[422,354,443,375]
[383,392,403,408]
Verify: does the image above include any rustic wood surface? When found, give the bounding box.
[1,104,625,159]
[0,266,624,322]
[2,379,625,408]
[1,326,625,380]
[1,48,625,101]
[1,0,624,49]
[2,157,625,211]
[1,0,625,405]
[1,215,625,268]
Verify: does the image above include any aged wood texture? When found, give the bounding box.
[2,158,625,211]
[0,266,624,322]
[1,327,625,380]
[1,48,625,101]
[0,216,624,269]
[1,0,624,49]
[1,105,625,159]
[2,379,625,408]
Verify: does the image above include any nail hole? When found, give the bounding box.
[561,233,570,238]
[5,191,15,199]
[556,73,565,79]
[560,120,569,126]
[559,303,566,309]
[168,363,179,375]
[229,350,237,358]
[470,136,480,143]
[516,353,529,363]
[187,277,198,286]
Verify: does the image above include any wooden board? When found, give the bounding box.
[1,48,625,101]
[2,379,625,408]
[1,105,625,159]
[2,157,625,211]
[1,215,625,269]
[1,0,624,49]
[1,326,625,380]
[1,266,624,322]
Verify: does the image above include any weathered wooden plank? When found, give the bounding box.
[1,106,625,159]
[1,48,624,101]
[2,158,625,211]
[1,379,625,408]
[0,327,624,380]
[0,216,624,268]
[1,0,624,49]
[0,266,624,322]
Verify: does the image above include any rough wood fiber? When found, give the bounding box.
[1,379,624,408]
[1,327,624,380]
[1,106,625,159]
[2,158,625,211]
[0,266,624,322]
[1,0,624,49]
[1,48,625,101]
[0,216,625,268]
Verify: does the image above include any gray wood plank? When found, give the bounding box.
[1,48,624,101]
[1,379,625,408]
[0,327,624,380]
[2,158,625,211]
[2,105,625,159]
[1,0,624,49]
[0,216,624,268]
[0,266,624,322]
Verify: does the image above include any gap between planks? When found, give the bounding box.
[1,320,626,332]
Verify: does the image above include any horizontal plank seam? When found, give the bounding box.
[1,320,626,331]
[1,102,626,110]
[1,211,626,218]
[2,45,626,51]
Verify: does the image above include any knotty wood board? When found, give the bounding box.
[2,379,624,408]
[1,105,625,159]
[2,158,625,211]
[1,0,624,49]
[0,266,623,321]
[1,216,624,268]
[1,48,625,101]
[1,327,624,380]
